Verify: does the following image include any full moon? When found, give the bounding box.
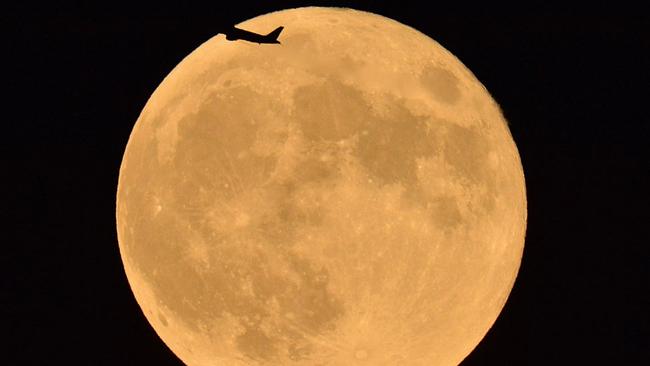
[116,7,526,366]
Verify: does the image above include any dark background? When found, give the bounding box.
[6,2,648,365]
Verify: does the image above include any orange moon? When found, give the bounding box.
[116,7,526,366]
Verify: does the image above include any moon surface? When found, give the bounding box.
[116,7,526,366]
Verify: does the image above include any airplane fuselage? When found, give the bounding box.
[222,26,283,44]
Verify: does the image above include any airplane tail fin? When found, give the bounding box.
[265,26,284,43]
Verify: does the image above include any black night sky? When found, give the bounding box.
[6,2,648,365]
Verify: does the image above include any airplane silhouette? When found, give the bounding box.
[221,26,284,44]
